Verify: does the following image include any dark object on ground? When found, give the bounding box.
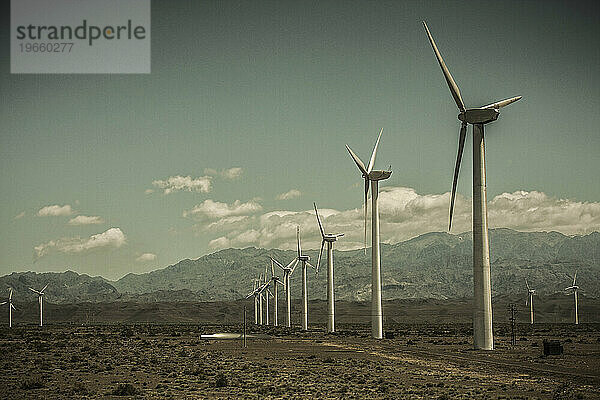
[112,383,139,396]
[385,332,395,339]
[21,376,44,390]
[215,373,228,388]
[543,340,564,356]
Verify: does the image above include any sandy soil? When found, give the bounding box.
[0,323,598,399]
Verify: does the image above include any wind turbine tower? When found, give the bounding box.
[295,227,316,331]
[525,279,536,324]
[0,288,16,328]
[29,284,48,327]
[314,203,344,333]
[346,127,392,339]
[565,271,581,325]
[245,279,261,324]
[423,21,522,350]
[270,256,298,328]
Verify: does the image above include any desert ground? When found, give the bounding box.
[0,299,599,399]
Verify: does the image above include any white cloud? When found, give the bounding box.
[14,211,25,220]
[204,167,243,180]
[136,253,157,262]
[184,199,263,221]
[276,189,302,200]
[34,228,126,260]
[68,215,104,226]
[201,187,600,251]
[37,204,74,217]
[152,175,212,194]
[208,236,231,249]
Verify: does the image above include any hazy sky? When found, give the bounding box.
[1,0,599,280]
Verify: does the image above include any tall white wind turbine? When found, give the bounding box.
[270,255,298,328]
[346,128,392,339]
[29,284,48,327]
[565,271,581,325]
[423,21,522,350]
[314,203,344,333]
[0,288,16,328]
[525,279,536,324]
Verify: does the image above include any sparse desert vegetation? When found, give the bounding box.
[0,320,598,399]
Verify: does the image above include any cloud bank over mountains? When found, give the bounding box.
[200,187,600,251]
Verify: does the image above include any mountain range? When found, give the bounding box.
[1,229,598,304]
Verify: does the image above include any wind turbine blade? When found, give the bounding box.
[366,128,384,173]
[335,233,345,238]
[270,256,286,271]
[0,302,6,306]
[481,96,522,110]
[345,145,368,176]
[422,21,465,112]
[364,178,369,254]
[297,226,301,257]
[306,262,316,270]
[317,240,325,274]
[41,284,49,293]
[526,279,530,290]
[290,259,300,274]
[29,288,41,295]
[313,203,325,237]
[285,259,297,270]
[9,288,12,300]
[11,304,16,310]
[573,270,577,286]
[449,122,467,231]
[270,259,275,277]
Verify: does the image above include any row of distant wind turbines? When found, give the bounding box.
[243,22,583,349]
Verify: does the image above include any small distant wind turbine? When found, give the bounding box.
[265,259,285,327]
[246,277,268,325]
[259,273,266,325]
[314,202,344,333]
[565,271,581,325]
[245,279,261,324]
[292,227,317,331]
[423,21,522,350]
[29,284,48,327]
[270,255,298,328]
[525,279,536,324]
[346,127,392,339]
[0,288,16,328]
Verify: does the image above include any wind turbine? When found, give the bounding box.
[565,271,581,325]
[270,255,298,328]
[525,279,536,324]
[265,258,284,327]
[0,288,16,328]
[346,128,392,339]
[245,278,261,324]
[29,284,48,327]
[259,273,266,325]
[423,21,522,350]
[261,265,271,325]
[292,227,317,331]
[314,203,344,333]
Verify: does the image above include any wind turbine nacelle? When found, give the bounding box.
[368,170,392,181]
[299,255,310,262]
[460,108,499,124]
